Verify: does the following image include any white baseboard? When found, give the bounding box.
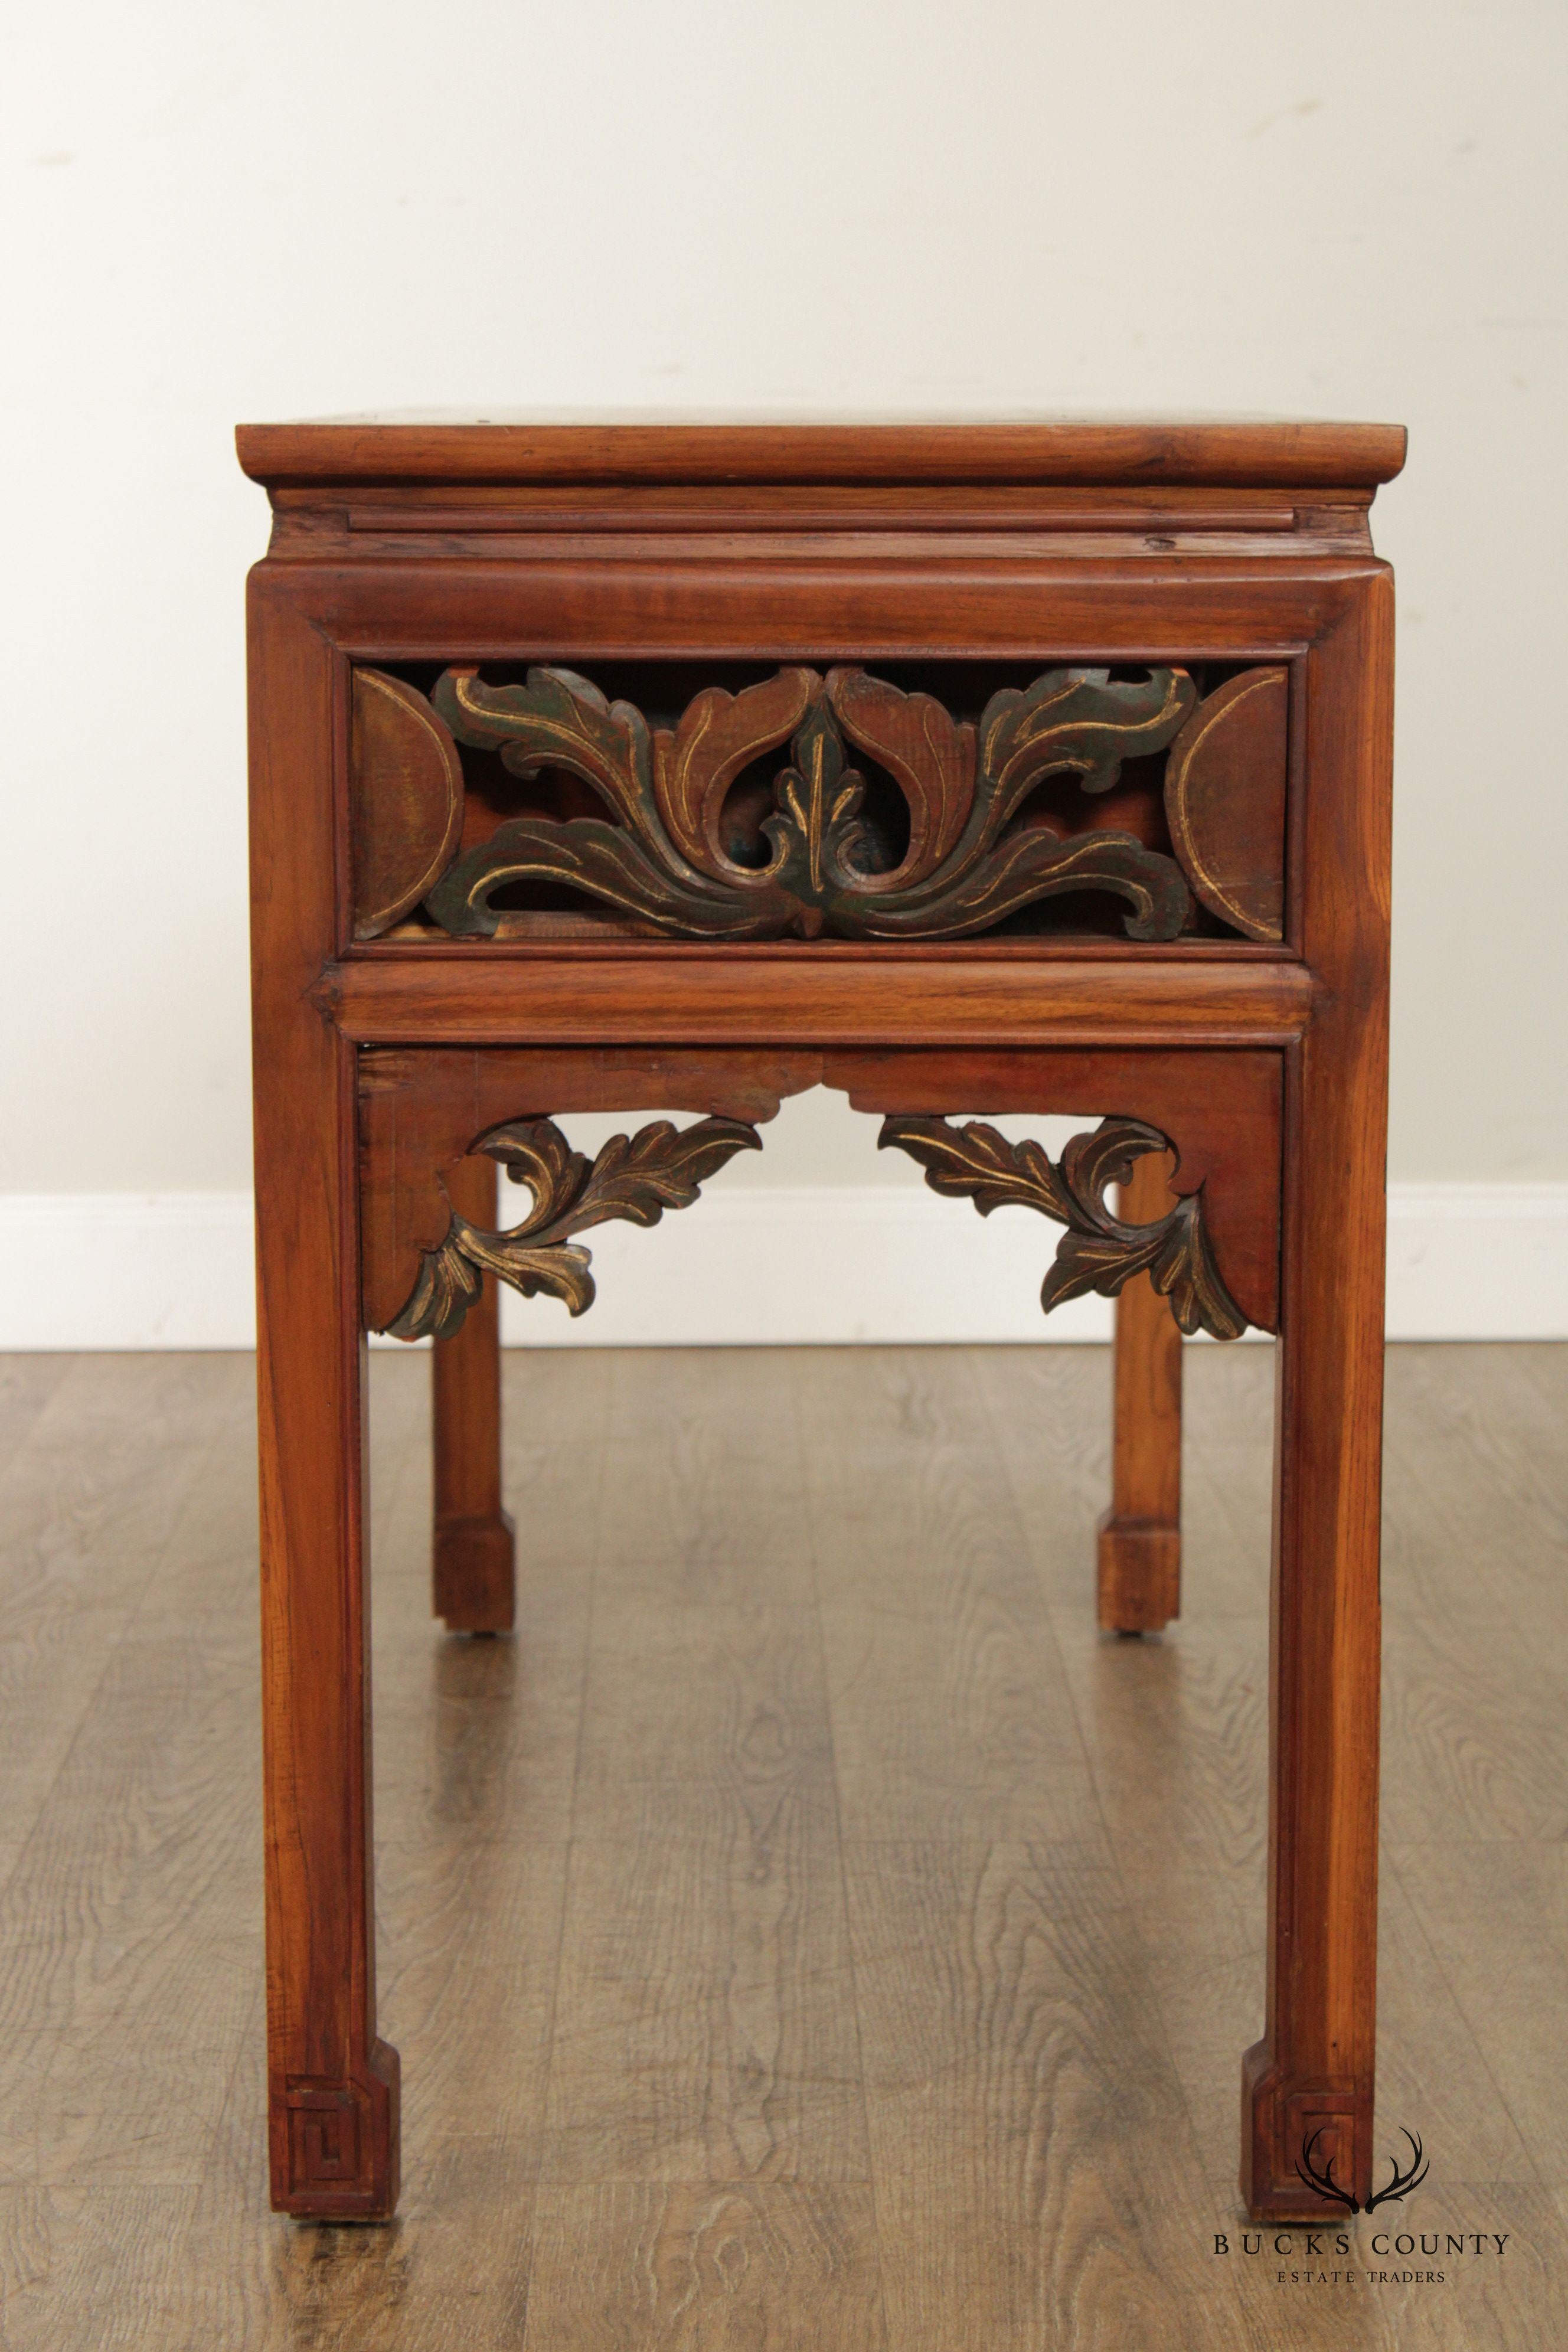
[1380,1183,1568,1340]
[0,1182,1563,1350]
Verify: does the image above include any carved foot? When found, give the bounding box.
[1242,2043,1370,2223]
[270,2040,401,2222]
[1096,1513,1180,1634]
[434,1510,517,1634]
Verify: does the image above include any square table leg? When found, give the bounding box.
[254,1024,400,2220]
[1243,1071,1386,2214]
[432,1157,516,1634]
[1097,1152,1184,1633]
[251,583,399,2220]
[1242,579,1391,2221]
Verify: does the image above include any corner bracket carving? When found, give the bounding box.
[380,1114,762,1341]
[877,1113,1249,1340]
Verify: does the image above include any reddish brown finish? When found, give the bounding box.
[357,1047,819,1334]
[357,1044,1281,1339]
[253,545,1374,656]
[243,416,1400,2226]
[829,1047,1280,1334]
[324,952,1314,1050]
[1165,666,1290,940]
[1242,574,1392,2219]
[1097,1152,1184,1633]
[349,668,464,939]
[430,1154,515,1634]
[249,582,397,2220]
[339,483,1315,529]
[237,416,1407,491]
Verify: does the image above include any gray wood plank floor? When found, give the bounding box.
[0,1342,1564,2348]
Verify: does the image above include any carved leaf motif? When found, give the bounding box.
[380,1114,762,1341]
[1043,1122,1245,1335]
[384,1227,485,1342]
[479,1119,591,1237]
[878,1111,1247,1341]
[424,817,782,939]
[975,667,1197,839]
[825,668,976,889]
[430,667,671,864]
[760,700,870,929]
[652,670,818,880]
[383,1211,594,1338]
[831,824,1193,943]
[422,662,1201,942]
[874,1116,1073,1223]
[530,1116,765,1233]
[453,1223,597,1315]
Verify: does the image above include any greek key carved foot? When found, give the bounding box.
[1243,2047,1373,2223]
[272,2043,401,2222]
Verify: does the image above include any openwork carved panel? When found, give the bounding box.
[357,1046,1280,1339]
[366,1065,1256,1344]
[878,1112,1249,1338]
[348,660,1290,946]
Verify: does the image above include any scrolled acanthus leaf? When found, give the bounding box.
[381,1114,762,1342]
[877,1112,1247,1342]
[420,662,1197,942]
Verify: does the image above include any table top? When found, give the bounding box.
[236,413,1407,492]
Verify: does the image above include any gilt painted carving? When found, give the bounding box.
[383,1114,761,1341]
[878,1112,1248,1340]
[419,663,1198,942]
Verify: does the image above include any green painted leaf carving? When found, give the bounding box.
[416,663,1200,943]
[880,1112,1247,1341]
[379,1115,762,1341]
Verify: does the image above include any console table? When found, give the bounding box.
[237,414,1404,2224]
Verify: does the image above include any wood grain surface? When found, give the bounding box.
[236,416,1408,491]
[349,669,465,940]
[325,952,1314,1053]
[357,1043,1282,1342]
[1097,1151,1185,1630]
[1163,665,1290,940]
[430,1154,517,1632]
[3,1342,1563,2344]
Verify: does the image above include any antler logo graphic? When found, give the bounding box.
[1296,2128,1429,2215]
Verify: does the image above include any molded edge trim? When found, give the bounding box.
[236,419,1408,493]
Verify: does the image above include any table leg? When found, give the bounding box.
[251,583,398,2220]
[432,1157,516,1634]
[1242,1041,1386,2219]
[1096,1153,1182,1632]
[255,1032,399,2219]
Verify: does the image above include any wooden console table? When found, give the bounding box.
[238,414,1404,2224]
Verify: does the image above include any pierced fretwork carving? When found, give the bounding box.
[877,1113,1249,1340]
[381,1114,761,1341]
[420,662,1197,943]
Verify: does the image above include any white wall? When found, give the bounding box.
[2,2,1564,1339]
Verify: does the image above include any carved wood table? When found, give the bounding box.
[238,414,1405,2224]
